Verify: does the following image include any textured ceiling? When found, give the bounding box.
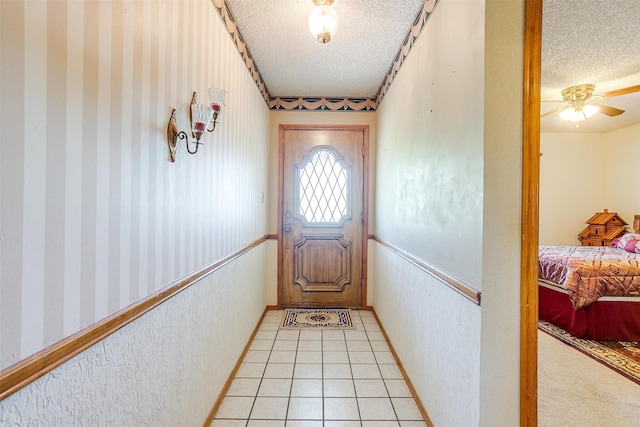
[222,0,639,133]
[540,0,640,133]
[224,0,425,98]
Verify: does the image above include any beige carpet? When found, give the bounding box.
[539,330,640,427]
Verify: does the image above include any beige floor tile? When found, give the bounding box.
[347,341,373,352]
[250,396,288,420]
[247,421,285,427]
[250,340,274,351]
[227,378,261,396]
[293,363,323,379]
[324,397,360,420]
[344,331,369,341]
[211,420,247,427]
[236,362,266,378]
[392,397,423,421]
[295,351,322,364]
[269,350,297,364]
[323,330,345,341]
[276,330,300,341]
[323,379,356,397]
[215,396,254,419]
[362,421,401,427]
[384,379,412,397]
[259,322,279,331]
[257,378,292,397]
[354,379,389,397]
[323,363,352,379]
[399,421,428,427]
[370,340,391,352]
[263,363,294,379]
[272,340,298,351]
[298,330,322,341]
[287,397,323,420]
[290,378,323,397]
[286,421,323,427]
[358,397,397,421]
[374,351,396,364]
[349,351,376,364]
[244,350,271,363]
[323,340,347,351]
[255,330,278,340]
[324,422,361,427]
[351,364,382,379]
[367,331,386,341]
[379,364,403,380]
[323,351,349,364]
[297,340,321,351]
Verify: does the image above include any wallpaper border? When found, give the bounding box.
[211,0,440,111]
[0,236,267,401]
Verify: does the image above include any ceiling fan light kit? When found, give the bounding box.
[542,83,640,128]
[309,0,338,44]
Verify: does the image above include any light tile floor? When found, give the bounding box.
[212,310,427,427]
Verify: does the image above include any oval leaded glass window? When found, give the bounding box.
[297,147,351,225]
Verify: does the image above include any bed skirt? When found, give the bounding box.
[539,281,640,341]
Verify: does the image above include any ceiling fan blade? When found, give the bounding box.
[601,85,640,98]
[540,106,563,118]
[592,102,625,117]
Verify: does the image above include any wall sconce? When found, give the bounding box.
[167,89,227,162]
[308,0,338,43]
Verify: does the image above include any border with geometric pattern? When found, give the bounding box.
[211,0,440,111]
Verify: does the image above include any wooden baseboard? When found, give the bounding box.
[370,307,434,427]
[203,307,270,426]
[0,236,268,401]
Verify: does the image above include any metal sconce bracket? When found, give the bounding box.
[167,91,224,162]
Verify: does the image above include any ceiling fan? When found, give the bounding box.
[541,83,640,126]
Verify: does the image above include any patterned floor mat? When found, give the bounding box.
[281,308,355,329]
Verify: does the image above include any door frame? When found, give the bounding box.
[277,124,369,309]
[521,0,542,425]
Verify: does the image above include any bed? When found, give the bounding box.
[538,236,640,341]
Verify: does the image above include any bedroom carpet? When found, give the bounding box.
[539,330,640,427]
[538,320,640,385]
[281,308,355,329]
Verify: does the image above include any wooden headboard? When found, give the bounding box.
[634,215,640,234]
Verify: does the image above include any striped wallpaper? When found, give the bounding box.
[0,0,270,370]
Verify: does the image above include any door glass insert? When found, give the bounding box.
[297,147,350,224]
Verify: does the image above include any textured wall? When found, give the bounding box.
[0,0,269,369]
[373,0,484,287]
[373,0,523,424]
[369,242,481,426]
[540,124,640,245]
[0,244,267,425]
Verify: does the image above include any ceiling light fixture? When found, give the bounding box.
[559,103,599,124]
[308,0,338,44]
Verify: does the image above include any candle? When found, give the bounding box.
[211,103,221,112]
[194,121,206,131]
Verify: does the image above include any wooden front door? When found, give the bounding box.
[280,126,367,308]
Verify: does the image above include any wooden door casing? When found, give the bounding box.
[279,126,368,308]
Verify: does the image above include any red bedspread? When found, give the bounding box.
[538,246,640,309]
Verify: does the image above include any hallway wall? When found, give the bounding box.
[0,0,270,422]
[371,0,524,425]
